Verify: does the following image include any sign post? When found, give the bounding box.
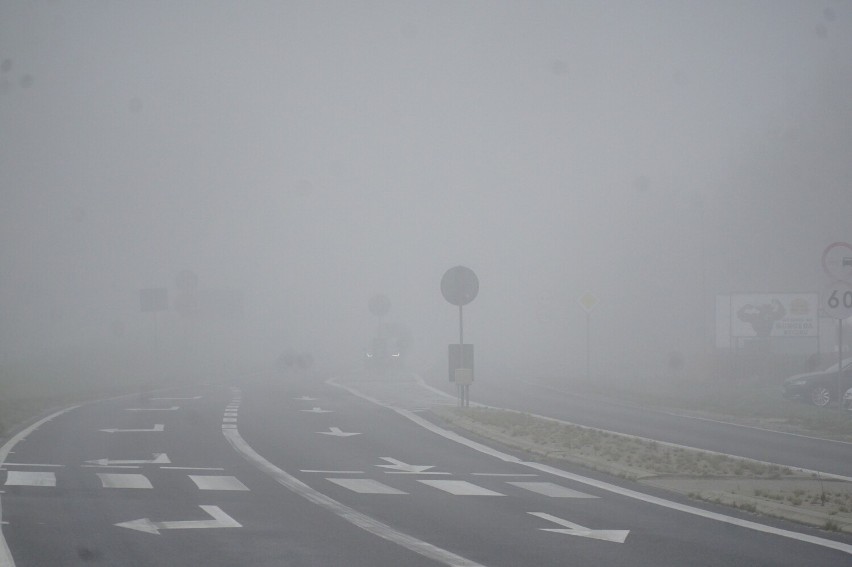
[441,266,479,407]
[578,292,598,382]
[821,243,852,409]
[140,288,168,352]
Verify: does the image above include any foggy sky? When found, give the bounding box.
[2,1,851,379]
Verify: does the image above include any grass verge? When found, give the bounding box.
[432,405,852,533]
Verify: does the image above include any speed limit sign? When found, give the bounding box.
[823,281,852,320]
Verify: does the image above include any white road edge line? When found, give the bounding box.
[414,377,852,482]
[530,381,852,446]
[328,377,852,557]
[0,404,80,567]
[221,427,486,567]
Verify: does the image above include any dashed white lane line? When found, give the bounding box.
[97,473,153,489]
[417,480,503,496]
[189,475,249,491]
[4,472,56,487]
[508,482,598,499]
[327,478,407,495]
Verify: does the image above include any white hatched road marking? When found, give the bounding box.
[160,467,224,471]
[471,473,537,477]
[189,475,249,491]
[327,478,407,494]
[97,473,153,489]
[508,482,598,498]
[223,418,237,423]
[418,480,503,496]
[300,470,364,474]
[4,472,56,487]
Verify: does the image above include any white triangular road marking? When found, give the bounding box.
[529,512,629,543]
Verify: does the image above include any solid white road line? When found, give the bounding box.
[222,427,487,567]
[418,480,503,496]
[96,473,153,489]
[508,482,597,498]
[4,472,56,487]
[189,475,249,491]
[330,377,852,557]
[327,478,407,494]
[0,463,65,468]
[0,404,80,567]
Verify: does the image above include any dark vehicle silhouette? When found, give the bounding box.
[782,357,852,407]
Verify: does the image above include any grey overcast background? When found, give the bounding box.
[2,1,851,381]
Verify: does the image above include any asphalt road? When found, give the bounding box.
[432,377,852,479]
[1,373,850,566]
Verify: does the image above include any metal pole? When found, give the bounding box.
[838,320,843,410]
[459,305,464,407]
[586,311,591,381]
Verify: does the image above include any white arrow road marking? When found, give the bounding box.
[125,406,180,411]
[376,457,440,474]
[151,396,201,400]
[86,453,170,466]
[115,505,241,535]
[318,427,361,437]
[529,512,629,543]
[295,396,317,401]
[301,407,332,413]
[100,424,165,433]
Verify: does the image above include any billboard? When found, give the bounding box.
[717,293,818,342]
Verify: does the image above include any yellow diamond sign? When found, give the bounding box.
[579,292,598,313]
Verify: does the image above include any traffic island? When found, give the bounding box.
[431,406,852,534]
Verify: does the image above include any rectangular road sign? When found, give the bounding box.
[448,344,474,382]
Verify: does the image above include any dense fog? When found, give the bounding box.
[2,2,851,385]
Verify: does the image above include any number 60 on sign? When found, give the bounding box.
[823,281,852,320]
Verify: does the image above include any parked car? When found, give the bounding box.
[782,357,852,407]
